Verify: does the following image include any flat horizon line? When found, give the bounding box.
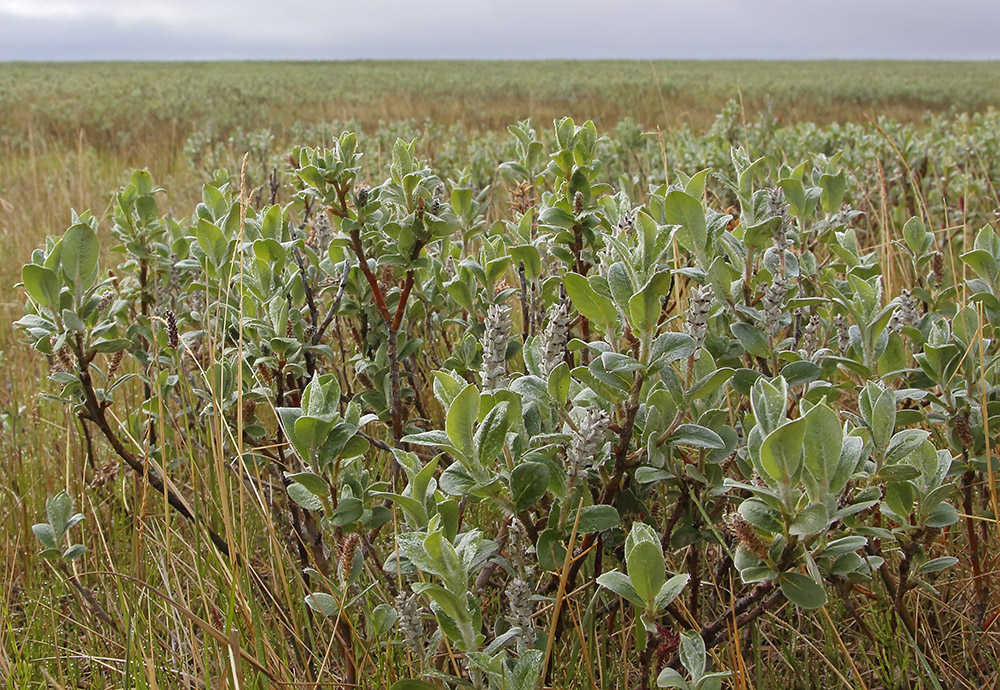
[3,57,1000,65]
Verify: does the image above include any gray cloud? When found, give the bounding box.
[1,0,998,60]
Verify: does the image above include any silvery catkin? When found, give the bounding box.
[685,283,713,357]
[566,407,610,482]
[540,300,572,375]
[481,303,511,389]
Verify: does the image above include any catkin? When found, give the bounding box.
[726,512,769,560]
[356,185,370,208]
[762,274,788,338]
[506,577,536,646]
[96,290,114,314]
[540,300,572,375]
[834,314,851,353]
[256,362,273,385]
[336,532,360,575]
[767,187,791,251]
[566,407,610,481]
[685,284,713,357]
[890,289,919,333]
[800,313,820,357]
[165,309,178,349]
[308,212,332,254]
[930,251,944,289]
[107,350,124,379]
[954,410,975,449]
[395,592,424,656]
[481,303,511,390]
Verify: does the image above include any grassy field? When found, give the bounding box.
[4,60,1000,140]
[2,61,1000,689]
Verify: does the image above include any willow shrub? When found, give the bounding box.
[16,118,999,689]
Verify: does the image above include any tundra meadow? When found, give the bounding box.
[2,61,1000,689]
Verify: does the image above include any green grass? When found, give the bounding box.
[2,60,999,144]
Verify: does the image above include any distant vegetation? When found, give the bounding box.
[3,60,1000,142]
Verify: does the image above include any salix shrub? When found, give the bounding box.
[15,114,994,689]
[182,107,1000,237]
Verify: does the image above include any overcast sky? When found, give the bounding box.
[1,0,998,61]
